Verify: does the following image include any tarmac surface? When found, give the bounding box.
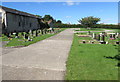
[2,28,75,80]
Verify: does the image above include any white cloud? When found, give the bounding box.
[66,16,72,18]
[66,1,74,6]
[63,1,80,6]
[1,0,119,2]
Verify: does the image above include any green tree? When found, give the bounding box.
[78,16,100,29]
[36,15,42,18]
[43,15,54,21]
[56,20,62,24]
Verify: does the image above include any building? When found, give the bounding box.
[0,12,2,34]
[0,6,42,34]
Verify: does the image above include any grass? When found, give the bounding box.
[65,34,118,80]
[75,28,104,31]
[75,28,119,32]
[3,28,66,47]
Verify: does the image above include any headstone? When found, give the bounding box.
[94,34,97,39]
[116,33,119,38]
[116,41,119,44]
[35,30,38,36]
[101,34,105,42]
[21,32,24,36]
[24,34,29,40]
[15,33,19,38]
[110,34,112,38]
[91,41,94,44]
[113,34,116,39]
[98,35,100,41]
[100,41,106,44]
[118,34,120,38]
[92,33,95,39]
[82,40,86,44]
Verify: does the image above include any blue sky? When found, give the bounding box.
[2,2,118,24]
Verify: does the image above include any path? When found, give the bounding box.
[2,28,75,80]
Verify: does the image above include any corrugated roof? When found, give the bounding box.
[0,6,40,19]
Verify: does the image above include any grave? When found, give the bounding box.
[100,41,106,44]
[98,35,100,41]
[82,40,86,44]
[116,41,119,44]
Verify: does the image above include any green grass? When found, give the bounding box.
[103,29,119,32]
[65,34,118,80]
[75,28,118,32]
[4,28,67,47]
[75,28,104,31]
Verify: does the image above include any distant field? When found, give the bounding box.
[65,34,119,80]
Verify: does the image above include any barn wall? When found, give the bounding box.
[1,9,7,34]
[6,13,40,33]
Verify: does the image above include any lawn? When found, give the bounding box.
[65,34,118,80]
[75,28,104,31]
[75,28,119,32]
[3,28,66,47]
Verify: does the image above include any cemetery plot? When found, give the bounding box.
[65,29,119,80]
[76,31,119,45]
[1,28,66,47]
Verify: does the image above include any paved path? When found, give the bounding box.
[2,28,74,80]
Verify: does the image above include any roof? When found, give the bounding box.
[0,6,40,19]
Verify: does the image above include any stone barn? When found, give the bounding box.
[0,12,2,35]
[0,6,41,34]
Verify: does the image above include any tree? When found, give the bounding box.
[56,20,62,24]
[43,15,54,21]
[36,15,42,18]
[78,16,100,29]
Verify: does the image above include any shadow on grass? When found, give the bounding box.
[104,44,120,67]
[104,55,120,67]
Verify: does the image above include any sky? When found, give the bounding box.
[2,2,118,24]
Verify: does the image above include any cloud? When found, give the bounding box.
[66,1,74,6]
[1,0,119,2]
[63,1,80,6]
[66,16,72,18]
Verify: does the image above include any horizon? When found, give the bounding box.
[2,2,118,24]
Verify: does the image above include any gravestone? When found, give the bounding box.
[101,34,105,42]
[116,41,119,44]
[91,41,94,44]
[15,32,19,38]
[92,33,95,39]
[98,35,100,41]
[82,40,86,44]
[116,33,119,38]
[110,34,112,38]
[118,34,120,38]
[113,34,116,39]
[21,32,24,36]
[100,41,106,44]
[35,30,38,36]
[94,34,97,39]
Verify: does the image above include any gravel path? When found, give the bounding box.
[2,28,75,80]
